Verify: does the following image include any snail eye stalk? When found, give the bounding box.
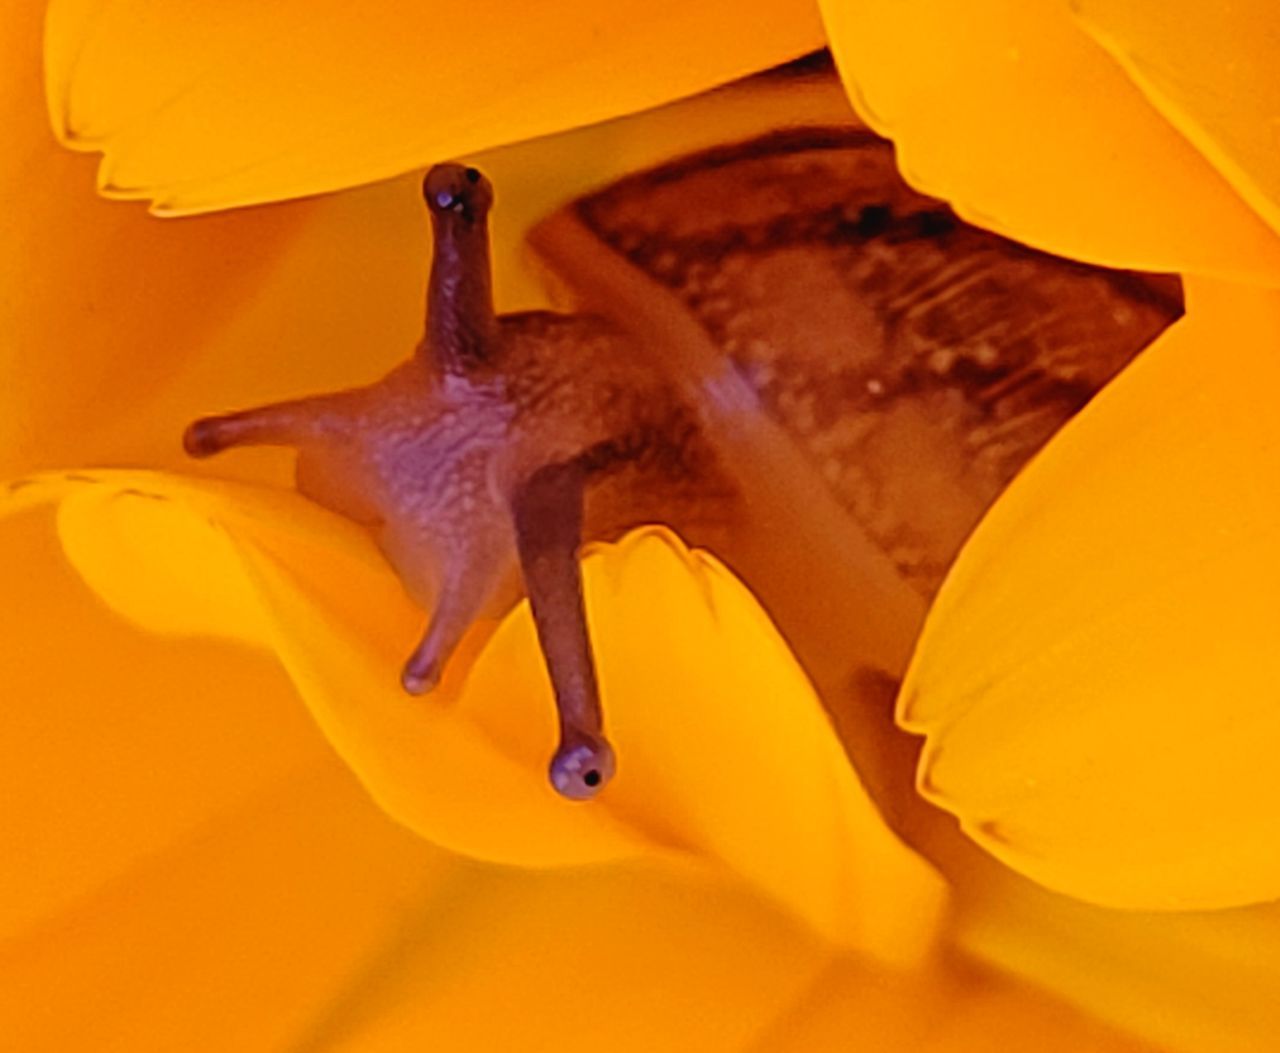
[512,460,615,800]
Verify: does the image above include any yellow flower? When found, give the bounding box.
[6,1,1280,1051]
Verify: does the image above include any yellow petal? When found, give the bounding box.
[0,732,829,1053]
[900,277,1280,910]
[0,0,309,476]
[6,471,945,960]
[1074,0,1280,237]
[45,0,826,214]
[818,0,1280,282]
[0,757,456,1053]
[0,509,336,943]
[957,865,1280,1053]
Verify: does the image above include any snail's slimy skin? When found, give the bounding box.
[187,138,1181,804]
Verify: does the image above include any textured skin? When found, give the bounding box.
[280,312,726,611]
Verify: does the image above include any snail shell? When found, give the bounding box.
[185,130,1181,801]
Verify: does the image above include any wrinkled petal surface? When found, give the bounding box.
[45,0,826,213]
[818,0,1280,282]
[2,472,944,960]
[1074,0,1280,237]
[899,278,1280,910]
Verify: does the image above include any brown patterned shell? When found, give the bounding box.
[564,129,1182,591]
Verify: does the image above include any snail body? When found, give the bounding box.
[186,133,1180,800]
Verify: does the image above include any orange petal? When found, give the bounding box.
[0,491,833,1052]
[0,0,309,476]
[1074,0,1280,237]
[0,757,457,1053]
[958,865,1280,1053]
[818,0,1280,281]
[0,508,336,945]
[0,752,829,1053]
[45,0,826,214]
[4,470,945,961]
[900,277,1280,910]
[262,860,832,1053]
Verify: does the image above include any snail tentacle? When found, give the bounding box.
[420,163,499,375]
[400,550,508,695]
[511,460,615,800]
[182,393,354,458]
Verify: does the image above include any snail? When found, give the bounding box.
[184,129,1181,802]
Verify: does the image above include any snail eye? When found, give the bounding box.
[550,740,616,800]
[464,167,482,184]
